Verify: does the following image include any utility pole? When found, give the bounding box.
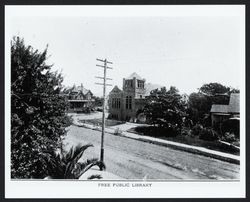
[95,58,113,170]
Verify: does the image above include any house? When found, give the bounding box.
[210,93,240,127]
[108,72,158,122]
[63,84,94,113]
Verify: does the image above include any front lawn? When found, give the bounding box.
[80,118,125,127]
[128,126,239,156]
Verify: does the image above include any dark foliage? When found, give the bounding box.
[134,126,179,137]
[199,82,230,96]
[45,144,105,179]
[187,93,211,125]
[191,124,204,136]
[221,119,240,138]
[199,128,219,141]
[92,96,104,107]
[11,37,68,178]
[143,86,186,133]
[222,132,237,143]
[187,83,239,125]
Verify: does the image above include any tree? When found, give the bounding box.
[143,86,186,132]
[11,37,68,178]
[92,96,103,107]
[187,92,211,125]
[199,82,230,96]
[187,82,239,125]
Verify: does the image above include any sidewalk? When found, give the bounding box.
[73,117,240,165]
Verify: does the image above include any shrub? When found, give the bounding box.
[221,119,240,138]
[46,144,105,179]
[222,132,237,143]
[63,115,73,127]
[192,124,203,136]
[181,127,192,136]
[199,128,219,141]
[134,126,178,137]
[114,128,122,136]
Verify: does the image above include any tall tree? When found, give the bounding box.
[11,37,68,178]
[187,92,211,125]
[143,86,186,131]
[199,82,230,96]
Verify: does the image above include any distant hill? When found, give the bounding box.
[145,83,163,96]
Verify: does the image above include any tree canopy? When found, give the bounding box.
[11,37,68,178]
[143,86,186,131]
[187,82,240,125]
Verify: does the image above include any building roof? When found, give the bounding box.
[210,105,229,113]
[110,85,122,94]
[69,84,91,95]
[145,83,163,96]
[126,72,143,80]
[228,93,240,113]
[210,93,240,114]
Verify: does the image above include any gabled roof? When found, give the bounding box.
[110,85,122,94]
[76,86,89,94]
[126,72,143,80]
[228,93,240,113]
[210,93,240,114]
[210,105,229,113]
[66,84,92,96]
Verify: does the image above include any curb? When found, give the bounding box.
[73,122,240,165]
[135,138,240,165]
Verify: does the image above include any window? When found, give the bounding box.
[137,80,144,88]
[126,96,132,109]
[112,98,121,109]
[126,96,129,109]
[129,96,132,109]
[125,80,133,88]
[118,99,121,108]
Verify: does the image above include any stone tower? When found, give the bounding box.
[122,72,146,99]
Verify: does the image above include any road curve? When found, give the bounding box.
[64,125,240,180]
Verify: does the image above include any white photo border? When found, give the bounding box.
[5,5,246,198]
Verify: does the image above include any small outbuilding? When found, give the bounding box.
[210,93,240,127]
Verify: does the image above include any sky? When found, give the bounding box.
[7,6,244,96]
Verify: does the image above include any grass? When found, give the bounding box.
[128,126,240,156]
[80,118,125,127]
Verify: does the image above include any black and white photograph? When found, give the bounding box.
[4,5,245,198]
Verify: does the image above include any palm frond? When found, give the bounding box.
[63,144,93,178]
[45,144,103,179]
[75,158,106,179]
